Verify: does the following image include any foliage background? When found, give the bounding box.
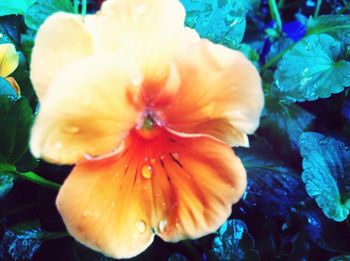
[0,0,350,260]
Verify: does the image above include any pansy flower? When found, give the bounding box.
[0,43,20,95]
[29,0,264,258]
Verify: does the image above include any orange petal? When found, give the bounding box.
[161,40,264,146]
[30,55,141,165]
[84,0,185,81]
[5,77,21,96]
[56,128,246,258]
[30,12,94,101]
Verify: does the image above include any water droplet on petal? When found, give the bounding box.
[54,142,62,149]
[131,74,144,86]
[136,220,146,234]
[150,158,156,164]
[158,219,168,233]
[63,126,80,134]
[134,3,147,16]
[171,152,180,160]
[142,165,152,179]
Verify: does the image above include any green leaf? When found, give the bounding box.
[180,0,247,48]
[261,90,315,152]
[25,0,74,30]
[0,96,33,165]
[275,34,350,102]
[0,0,37,16]
[299,132,350,222]
[307,15,350,44]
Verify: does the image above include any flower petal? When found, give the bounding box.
[162,40,264,146]
[30,12,94,101]
[56,128,245,258]
[0,43,19,77]
[84,0,185,81]
[30,55,141,165]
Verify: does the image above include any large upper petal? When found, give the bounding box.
[30,55,141,165]
[160,40,264,147]
[56,128,246,258]
[30,12,94,101]
[84,0,185,82]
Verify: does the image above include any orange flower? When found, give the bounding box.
[29,0,263,258]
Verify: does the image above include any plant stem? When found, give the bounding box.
[338,1,350,14]
[268,0,283,33]
[10,171,61,190]
[73,0,79,14]
[314,0,322,18]
[1,202,38,217]
[43,231,70,241]
[81,0,87,16]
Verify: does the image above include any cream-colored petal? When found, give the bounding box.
[84,0,185,81]
[162,40,264,146]
[30,55,141,165]
[30,12,94,101]
[0,44,19,77]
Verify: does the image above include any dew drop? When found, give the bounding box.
[171,152,180,160]
[131,74,143,86]
[142,165,152,179]
[319,138,329,145]
[54,142,63,149]
[150,158,156,164]
[305,44,312,51]
[158,219,168,233]
[134,3,147,16]
[136,220,146,234]
[63,126,80,134]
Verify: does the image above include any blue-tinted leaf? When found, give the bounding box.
[168,253,189,261]
[236,145,306,218]
[180,0,247,48]
[0,0,37,16]
[275,34,350,102]
[0,77,17,98]
[0,228,42,260]
[25,0,74,30]
[0,175,14,198]
[307,15,350,44]
[212,219,259,261]
[261,91,315,152]
[299,132,350,222]
[300,206,350,252]
[329,255,350,261]
[0,16,22,45]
